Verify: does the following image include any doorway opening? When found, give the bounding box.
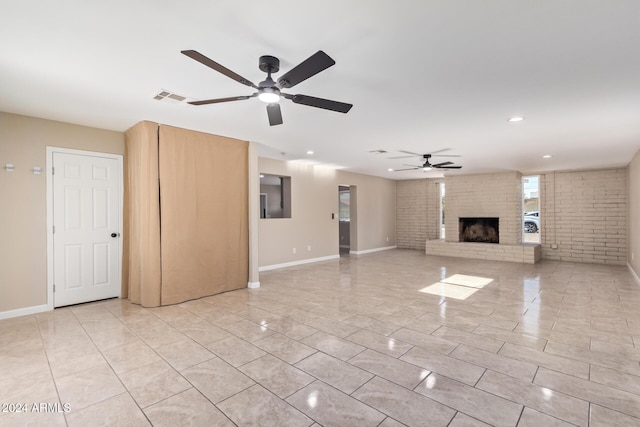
[259,193,267,219]
[339,185,351,255]
[523,176,541,243]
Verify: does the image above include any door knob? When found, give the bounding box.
[111,232,120,238]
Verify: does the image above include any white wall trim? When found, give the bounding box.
[46,147,123,310]
[259,255,340,272]
[629,263,640,287]
[247,281,261,289]
[0,304,50,321]
[350,245,397,255]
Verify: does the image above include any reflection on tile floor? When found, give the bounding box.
[2,249,640,426]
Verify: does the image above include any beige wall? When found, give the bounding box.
[258,157,396,267]
[0,112,124,313]
[628,150,640,277]
[540,168,627,265]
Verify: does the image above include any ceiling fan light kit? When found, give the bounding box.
[181,50,353,126]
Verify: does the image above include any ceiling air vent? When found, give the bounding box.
[153,90,187,104]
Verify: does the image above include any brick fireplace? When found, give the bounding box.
[425,172,540,263]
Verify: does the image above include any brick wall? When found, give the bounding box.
[396,168,628,265]
[540,168,627,265]
[445,172,522,245]
[396,179,440,249]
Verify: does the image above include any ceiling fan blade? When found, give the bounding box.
[388,150,422,159]
[393,167,421,171]
[402,164,423,168]
[436,165,462,169]
[277,50,335,89]
[267,103,283,126]
[188,95,253,105]
[432,161,453,167]
[181,50,258,89]
[432,154,461,157]
[288,94,352,113]
[431,148,451,154]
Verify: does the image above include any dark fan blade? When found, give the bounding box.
[432,161,453,167]
[266,103,283,126]
[431,148,451,155]
[389,149,460,159]
[402,164,422,168]
[289,94,352,113]
[394,167,421,171]
[188,95,253,105]
[277,51,335,89]
[388,150,423,159]
[181,50,258,89]
[435,165,462,169]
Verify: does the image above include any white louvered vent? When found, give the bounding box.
[153,90,187,104]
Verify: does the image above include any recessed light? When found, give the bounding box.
[306,150,314,155]
[259,174,264,178]
[387,168,394,172]
[507,116,524,122]
[542,155,552,159]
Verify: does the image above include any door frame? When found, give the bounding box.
[46,147,124,310]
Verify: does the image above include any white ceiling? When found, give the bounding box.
[1,1,639,179]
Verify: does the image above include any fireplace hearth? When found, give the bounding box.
[459,217,499,244]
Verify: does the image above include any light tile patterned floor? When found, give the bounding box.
[1,249,640,426]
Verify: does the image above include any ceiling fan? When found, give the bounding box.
[388,148,461,159]
[393,154,462,171]
[181,50,353,126]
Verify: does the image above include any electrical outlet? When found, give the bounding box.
[386,236,389,242]
[307,245,311,252]
[292,248,296,254]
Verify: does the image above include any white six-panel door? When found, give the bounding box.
[52,151,121,307]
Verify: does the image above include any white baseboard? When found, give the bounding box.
[0,304,51,321]
[350,245,397,255]
[259,255,340,272]
[247,281,261,289]
[629,263,640,287]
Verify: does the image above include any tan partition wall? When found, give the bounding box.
[123,121,162,307]
[158,125,249,305]
[123,122,249,307]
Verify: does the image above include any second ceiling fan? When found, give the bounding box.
[393,152,463,171]
[182,49,353,126]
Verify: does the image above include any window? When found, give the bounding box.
[522,176,540,243]
[259,173,291,218]
[439,182,445,239]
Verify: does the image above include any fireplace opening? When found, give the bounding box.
[459,217,499,244]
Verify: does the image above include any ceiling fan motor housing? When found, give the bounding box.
[259,55,280,74]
